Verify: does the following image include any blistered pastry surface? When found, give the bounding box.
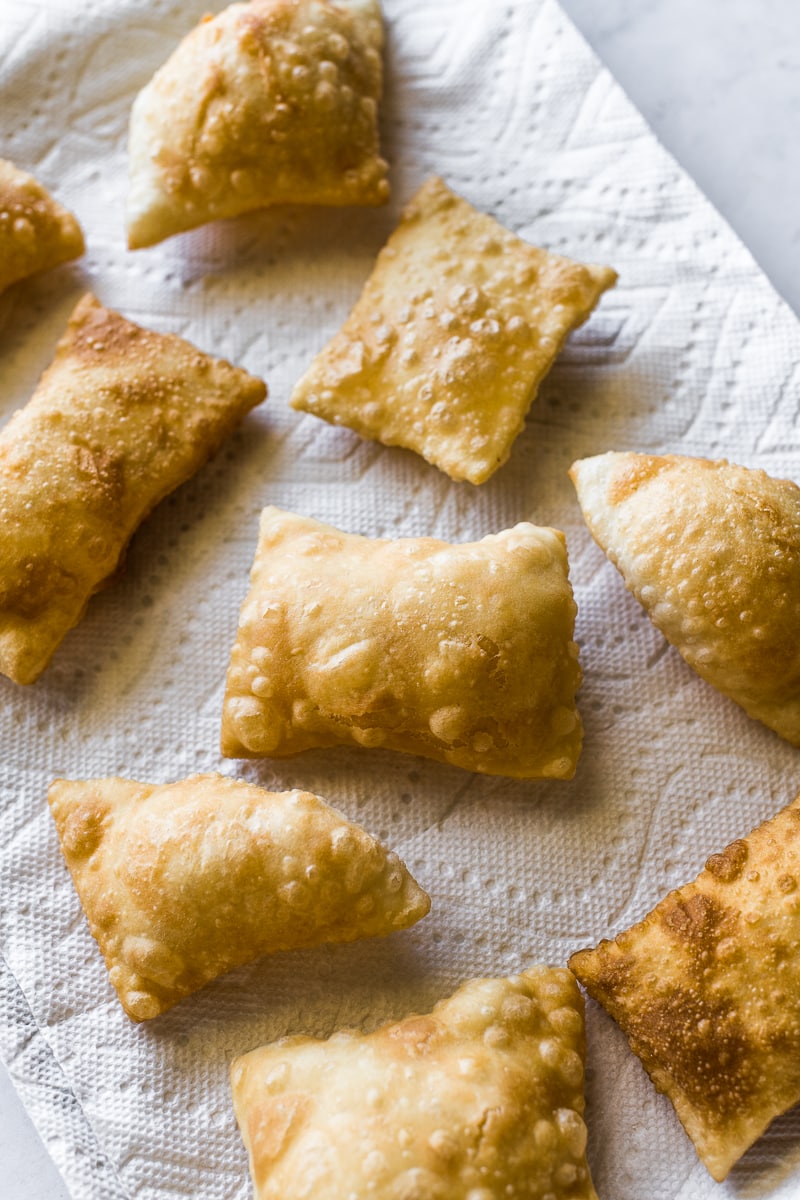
[222,509,582,777]
[2,2,800,1200]
[49,774,429,1020]
[0,157,84,293]
[292,176,615,483]
[0,293,265,683]
[571,452,800,745]
[127,0,388,248]
[571,794,800,1182]
[232,966,597,1199]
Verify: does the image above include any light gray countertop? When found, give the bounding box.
[2,0,799,1196]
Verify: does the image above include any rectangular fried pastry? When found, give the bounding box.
[221,509,583,778]
[231,966,598,1199]
[0,293,266,683]
[291,176,616,483]
[49,774,429,1021]
[570,793,800,1181]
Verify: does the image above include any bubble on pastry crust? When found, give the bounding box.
[427,1130,458,1161]
[483,1023,510,1049]
[251,674,274,697]
[534,1118,557,1150]
[500,992,535,1027]
[555,1107,588,1156]
[428,705,467,743]
[226,695,283,752]
[122,935,184,987]
[123,989,161,1021]
[351,726,387,747]
[547,1005,583,1037]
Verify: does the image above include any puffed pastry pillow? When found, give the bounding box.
[231,966,597,1199]
[127,0,389,249]
[221,509,583,778]
[570,792,800,1181]
[291,176,617,484]
[0,158,84,293]
[49,774,429,1021]
[571,451,800,745]
[0,293,266,684]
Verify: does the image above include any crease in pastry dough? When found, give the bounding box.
[127,0,389,249]
[0,292,266,684]
[0,158,84,293]
[570,792,800,1181]
[231,965,598,1200]
[570,451,800,745]
[291,176,617,484]
[49,773,430,1022]
[221,508,583,778]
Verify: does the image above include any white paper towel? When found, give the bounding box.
[1,1,800,1197]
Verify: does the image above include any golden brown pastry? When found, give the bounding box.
[0,293,266,684]
[570,792,800,1181]
[231,965,597,1199]
[291,176,617,484]
[127,0,389,249]
[221,509,583,778]
[570,451,800,745]
[49,773,429,1021]
[0,158,84,293]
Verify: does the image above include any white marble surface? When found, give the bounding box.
[560,0,800,316]
[2,1,799,1197]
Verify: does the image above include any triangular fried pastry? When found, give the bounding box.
[570,792,800,1181]
[0,158,84,293]
[221,508,583,778]
[0,293,266,684]
[127,0,389,249]
[231,965,597,1199]
[291,176,617,484]
[49,774,429,1021]
[571,451,800,744]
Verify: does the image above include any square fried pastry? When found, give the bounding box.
[570,793,800,1181]
[0,293,266,684]
[0,158,84,293]
[231,965,597,1199]
[49,774,429,1021]
[221,509,583,778]
[571,451,800,746]
[127,0,389,249]
[291,176,616,484]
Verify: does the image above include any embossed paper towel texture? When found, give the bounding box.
[1,0,799,1197]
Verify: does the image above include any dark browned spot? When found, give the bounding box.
[0,556,76,618]
[62,800,109,859]
[249,1092,310,1182]
[73,445,126,509]
[706,839,749,884]
[659,890,730,955]
[65,295,147,362]
[628,986,760,1121]
[607,455,670,506]
[389,1016,440,1056]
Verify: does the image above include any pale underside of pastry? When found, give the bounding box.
[0,292,266,685]
[0,158,85,293]
[221,508,583,778]
[127,0,389,249]
[571,451,800,746]
[291,176,617,484]
[570,792,800,1182]
[49,774,429,1021]
[231,965,597,1200]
